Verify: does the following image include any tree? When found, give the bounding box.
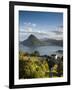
[34,51,40,56]
[57,61,63,77]
[47,59,55,71]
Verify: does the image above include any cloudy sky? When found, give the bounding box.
[19,11,63,41]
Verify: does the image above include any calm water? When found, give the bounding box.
[19,44,63,56]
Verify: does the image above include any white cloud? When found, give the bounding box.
[26,27,32,32]
[24,22,27,25]
[24,22,36,27]
[20,28,63,39]
[20,22,63,40]
[22,22,37,32]
[32,24,36,27]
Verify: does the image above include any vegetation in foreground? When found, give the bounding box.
[19,51,63,79]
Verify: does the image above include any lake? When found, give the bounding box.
[19,44,63,56]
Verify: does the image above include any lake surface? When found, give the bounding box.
[19,44,63,56]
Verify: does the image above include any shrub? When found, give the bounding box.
[19,51,50,79]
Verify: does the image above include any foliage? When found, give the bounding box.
[19,51,63,79]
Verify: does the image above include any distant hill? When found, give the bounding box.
[44,39,63,46]
[21,34,45,46]
[21,34,63,47]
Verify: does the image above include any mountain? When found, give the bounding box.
[21,34,63,47]
[44,39,63,46]
[21,34,45,46]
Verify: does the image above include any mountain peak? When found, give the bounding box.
[28,34,37,39]
[22,34,43,46]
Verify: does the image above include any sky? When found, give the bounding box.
[19,11,63,41]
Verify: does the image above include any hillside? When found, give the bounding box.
[21,34,45,46]
[21,34,63,47]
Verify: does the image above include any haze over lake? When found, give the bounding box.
[19,44,63,56]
